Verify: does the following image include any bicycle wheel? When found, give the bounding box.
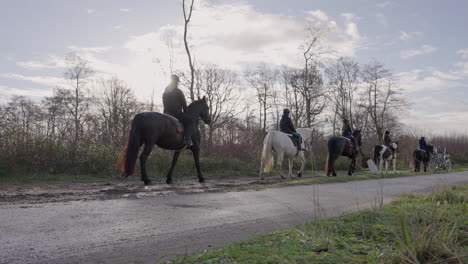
[446,160,452,172]
[428,158,438,172]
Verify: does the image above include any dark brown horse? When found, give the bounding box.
[117,97,211,185]
[413,145,434,172]
[326,130,362,176]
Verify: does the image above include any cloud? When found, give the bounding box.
[0,85,53,102]
[87,9,96,14]
[400,44,437,59]
[114,25,122,30]
[457,48,468,59]
[68,46,112,53]
[1,73,64,87]
[376,13,388,27]
[16,55,66,70]
[396,68,464,93]
[376,1,392,8]
[399,31,423,41]
[309,10,329,21]
[120,8,131,12]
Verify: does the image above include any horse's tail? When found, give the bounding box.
[117,114,143,176]
[261,132,274,173]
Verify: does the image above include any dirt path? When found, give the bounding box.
[0,172,332,205]
[1,172,467,264]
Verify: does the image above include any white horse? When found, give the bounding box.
[259,128,313,180]
[373,142,399,173]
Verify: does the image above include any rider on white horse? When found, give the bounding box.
[279,108,302,152]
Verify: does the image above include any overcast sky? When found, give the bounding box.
[1,0,467,134]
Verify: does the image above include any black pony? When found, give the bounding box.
[118,97,211,185]
[326,129,362,176]
[413,145,434,172]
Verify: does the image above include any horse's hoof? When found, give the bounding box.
[298,172,302,178]
[144,180,152,186]
[199,178,205,183]
[166,179,173,185]
[120,172,129,179]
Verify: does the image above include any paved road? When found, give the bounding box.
[1,172,467,264]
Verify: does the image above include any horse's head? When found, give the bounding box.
[353,129,362,147]
[187,96,211,125]
[393,141,399,153]
[198,96,211,125]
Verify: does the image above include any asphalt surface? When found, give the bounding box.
[1,172,467,264]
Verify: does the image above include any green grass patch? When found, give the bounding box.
[162,185,468,264]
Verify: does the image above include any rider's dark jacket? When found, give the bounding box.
[163,83,187,120]
[419,138,427,150]
[280,114,296,134]
[342,123,353,137]
[384,134,392,146]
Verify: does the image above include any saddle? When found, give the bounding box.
[164,114,184,134]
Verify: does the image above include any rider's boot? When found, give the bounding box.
[184,136,193,147]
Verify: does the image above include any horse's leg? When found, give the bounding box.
[348,158,355,176]
[288,157,293,179]
[392,157,396,173]
[140,143,154,186]
[277,153,285,179]
[192,147,205,183]
[331,156,337,177]
[298,152,305,177]
[385,159,389,174]
[166,151,180,184]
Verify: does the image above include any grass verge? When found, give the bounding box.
[162,184,468,264]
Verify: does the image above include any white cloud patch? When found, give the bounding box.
[114,25,122,30]
[309,10,329,21]
[16,55,66,70]
[0,85,53,102]
[399,31,423,41]
[120,8,131,12]
[68,45,112,53]
[87,9,96,14]
[400,44,437,59]
[456,48,468,59]
[1,73,64,87]
[396,68,463,93]
[376,13,388,27]
[376,1,392,8]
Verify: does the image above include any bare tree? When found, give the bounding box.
[290,63,327,127]
[96,77,142,146]
[182,0,196,101]
[63,53,94,170]
[326,57,360,133]
[195,64,240,152]
[244,64,277,133]
[360,60,406,143]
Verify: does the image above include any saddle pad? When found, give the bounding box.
[163,114,184,134]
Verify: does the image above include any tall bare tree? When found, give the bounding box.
[360,60,406,143]
[244,64,277,133]
[63,53,93,169]
[182,0,196,101]
[290,63,327,127]
[326,57,360,133]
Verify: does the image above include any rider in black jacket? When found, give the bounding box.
[280,109,302,152]
[163,75,194,147]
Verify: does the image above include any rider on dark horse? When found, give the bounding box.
[419,136,428,151]
[280,108,302,152]
[163,74,194,147]
[341,119,358,151]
